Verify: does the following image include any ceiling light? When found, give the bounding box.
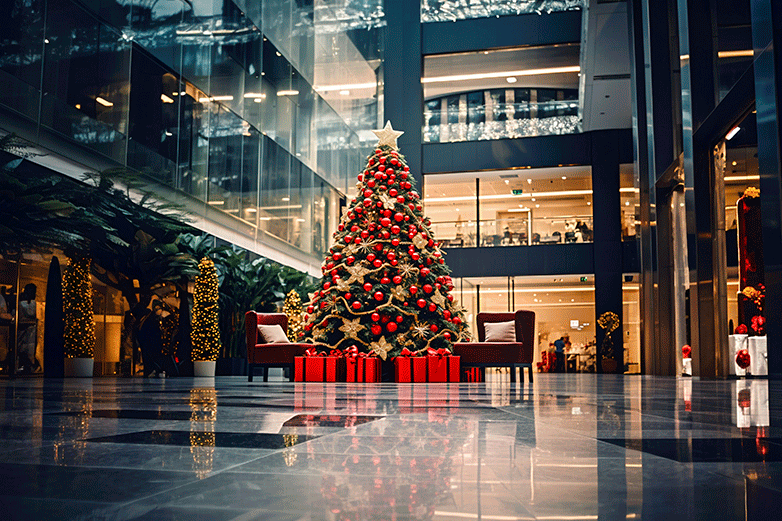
[535,204,540,208]
[314,82,377,92]
[506,77,517,84]
[276,51,281,57]
[95,96,113,107]
[75,104,81,109]
[244,92,266,98]
[625,201,630,206]
[527,179,532,184]
[161,94,174,104]
[725,175,760,182]
[281,197,290,201]
[561,176,567,180]
[164,131,173,136]
[421,65,581,85]
[198,95,234,102]
[426,189,592,203]
[207,200,224,205]
[726,126,741,140]
[587,201,591,205]
[245,208,257,213]
[732,161,737,166]
[504,180,509,184]
[531,198,536,202]
[277,90,299,96]
[339,90,350,95]
[203,29,212,36]
[718,50,753,58]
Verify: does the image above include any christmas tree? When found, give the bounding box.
[302,122,467,359]
[63,256,96,358]
[191,257,221,361]
[283,290,304,341]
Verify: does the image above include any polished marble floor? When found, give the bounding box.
[0,372,780,520]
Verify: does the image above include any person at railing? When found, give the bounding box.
[501,227,513,246]
[577,220,591,242]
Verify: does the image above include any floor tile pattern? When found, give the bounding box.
[0,374,780,520]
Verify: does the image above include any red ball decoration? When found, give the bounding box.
[352,301,361,310]
[423,284,433,293]
[420,267,430,276]
[363,283,373,291]
[371,324,382,335]
[398,196,406,204]
[367,253,376,262]
[447,294,454,302]
[409,286,418,294]
[417,299,426,308]
[307,306,314,313]
[391,225,401,234]
[381,277,390,284]
[443,332,451,340]
[443,310,451,319]
[393,275,402,284]
[391,238,400,246]
[452,316,461,324]
[387,322,398,333]
[411,252,420,261]
[346,256,355,264]
[371,312,380,322]
[428,303,436,312]
[323,282,331,290]
[367,180,376,188]
[373,259,382,268]
[396,315,403,323]
[344,236,353,244]
[389,188,398,196]
[736,349,751,369]
[380,217,391,228]
[429,324,438,332]
[374,291,384,301]
[394,212,404,222]
[345,293,352,300]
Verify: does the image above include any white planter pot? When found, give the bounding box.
[65,357,94,378]
[729,334,748,376]
[193,360,216,377]
[682,358,692,376]
[748,336,768,376]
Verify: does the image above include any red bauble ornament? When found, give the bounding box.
[323,282,331,290]
[360,230,369,239]
[352,301,361,310]
[371,313,380,322]
[401,171,408,178]
[380,315,389,323]
[409,286,418,294]
[374,243,383,251]
[367,179,376,188]
[387,322,398,333]
[426,257,433,265]
[371,324,382,335]
[379,156,386,163]
[346,256,355,264]
[389,188,398,197]
[411,252,420,261]
[307,306,314,313]
[381,277,390,284]
[443,332,451,340]
[447,294,454,302]
[396,316,403,323]
[393,275,402,284]
[428,303,436,312]
[417,299,426,308]
[364,283,373,291]
[367,253,376,262]
[394,212,404,222]
[354,237,361,244]
[374,291,384,301]
[443,310,451,319]
[429,324,438,332]
[373,259,382,268]
[387,252,396,261]
[422,284,432,293]
[386,168,394,176]
[391,225,401,234]
[345,293,352,300]
[736,349,751,369]
[391,259,398,266]
[380,217,391,228]
[391,238,400,246]
[420,267,430,276]
[363,189,372,198]
[398,196,406,204]
[381,230,391,239]
[344,236,353,244]
[452,316,461,324]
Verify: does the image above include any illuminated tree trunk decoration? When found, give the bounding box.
[283,290,304,341]
[191,258,221,361]
[63,256,96,359]
[736,187,765,334]
[302,122,468,359]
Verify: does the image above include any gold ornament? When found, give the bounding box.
[392,286,407,301]
[379,193,396,210]
[398,263,418,278]
[345,264,372,285]
[335,278,351,292]
[412,234,428,250]
[411,322,430,339]
[339,318,364,339]
[430,290,446,308]
[370,336,394,360]
[743,187,760,198]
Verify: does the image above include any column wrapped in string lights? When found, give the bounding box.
[191,257,221,361]
[63,256,96,359]
[283,290,304,341]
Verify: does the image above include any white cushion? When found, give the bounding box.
[257,323,290,344]
[483,320,516,342]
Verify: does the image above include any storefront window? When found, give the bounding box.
[623,274,641,374]
[423,45,581,143]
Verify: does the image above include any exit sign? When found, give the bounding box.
[511,189,524,195]
[580,277,588,282]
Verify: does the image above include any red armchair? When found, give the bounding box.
[245,312,310,382]
[452,310,535,383]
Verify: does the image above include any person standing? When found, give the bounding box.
[17,283,40,374]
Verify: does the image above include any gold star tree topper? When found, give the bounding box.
[372,121,404,149]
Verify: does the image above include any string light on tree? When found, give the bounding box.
[283,290,304,341]
[191,257,221,362]
[302,121,468,358]
[63,256,96,359]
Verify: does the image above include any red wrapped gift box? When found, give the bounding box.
[294,356,346,382]
[394,354,460,382]
[464,367,483,382]
[346,356,381,382]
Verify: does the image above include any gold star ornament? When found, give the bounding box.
[370,336,394,360]
[372,121,404,149]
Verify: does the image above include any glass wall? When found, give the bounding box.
[424,166,593,247]
[0,0,383,263]
[421,0,584,23]
[623,275,641,374]
[423,45,581,143]
[620,163,639,240]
